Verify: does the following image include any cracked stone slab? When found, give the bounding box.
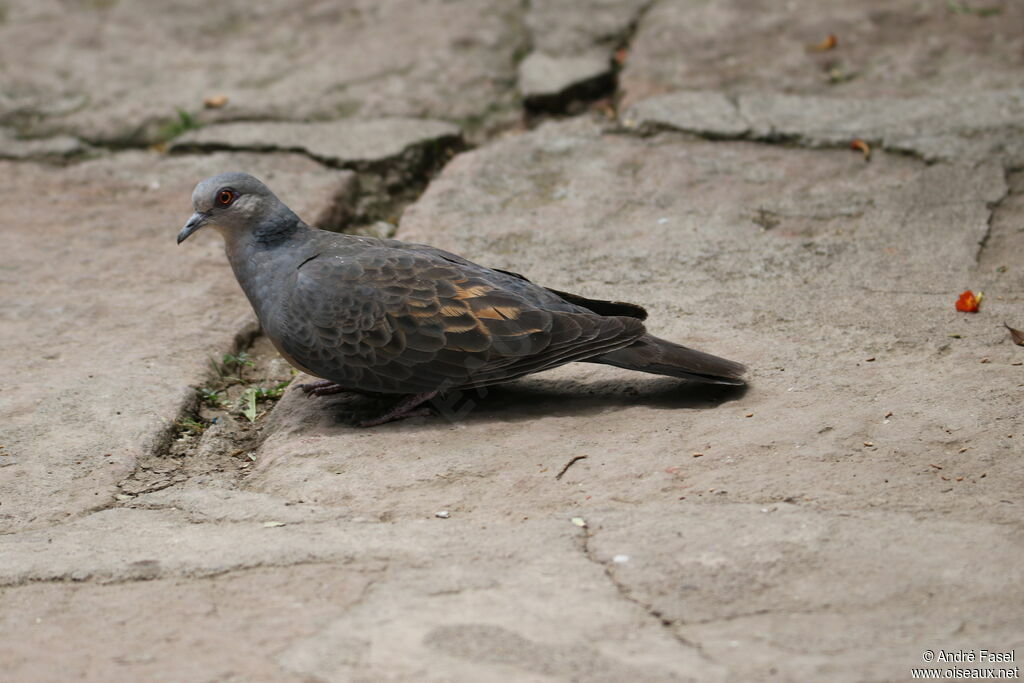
[525,0,651,56]
[622,91,751,138]
[0,507,381,584]
[518,51,613,110]
[0,128,92,161]
[0,563,375,681]
[0,0,525,145]
[979,170,1024,290]
[274,518,712,682]
[587,503,1024,681]
[518,0,650,111]
[0,151,352,533]
[170,118,463,169]
[623,88,1024,165]
[127,485,348,525]
[737,89,1024,165]
[1,508,712,681]
[621,0,1024,108]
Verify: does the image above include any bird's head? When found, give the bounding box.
[177,172,299,245]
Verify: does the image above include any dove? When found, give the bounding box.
[178,173,745,426]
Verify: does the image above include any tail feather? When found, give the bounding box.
[591,334,746,385]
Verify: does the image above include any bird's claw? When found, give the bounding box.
[357,406,432,428]
[356,391,438,428]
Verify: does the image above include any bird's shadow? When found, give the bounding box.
[327,376,748,430]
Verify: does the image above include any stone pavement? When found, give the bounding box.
[1,1,1022,681]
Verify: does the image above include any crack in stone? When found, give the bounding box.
[626,90,1024,170]
[170,127,466,234]
[520,0,656,119]
[0,557,366,589]
[113,321,266,502]
[576,525,718,665]
[605,0,659,117]
[976,168,1012,265]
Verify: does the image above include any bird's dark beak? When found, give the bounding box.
[177,212,210,244]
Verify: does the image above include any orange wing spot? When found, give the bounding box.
[474,305,517,320]
[440,303,470,317]
[452,284,493,300]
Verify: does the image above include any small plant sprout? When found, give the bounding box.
[198,387,224,407]
[222,351,254,369]
[212,351,255,382]
[254,381,290,400]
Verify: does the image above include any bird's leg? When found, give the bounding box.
[299,380,350,397]
[358,391,438,428]
[301,380,392,400]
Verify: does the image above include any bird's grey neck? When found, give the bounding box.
[223,216,312,322]
[252,209,304,245]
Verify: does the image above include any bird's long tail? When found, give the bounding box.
[590,334,746,385]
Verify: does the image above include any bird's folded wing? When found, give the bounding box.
[394,243,650,320]
[277,249,646,393]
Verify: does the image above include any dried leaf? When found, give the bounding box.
[1005,323,1024,346]
[849,139,871,160]
[809,34,838,51]
[827,66,856,84]
[240,387,258,422]
[955,290,982,313]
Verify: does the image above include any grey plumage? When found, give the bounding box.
[178,173,745,423]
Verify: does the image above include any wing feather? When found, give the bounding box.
[275,245,645,393]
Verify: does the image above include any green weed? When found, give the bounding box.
[157,108,200,143]
[197,387,224,408]
[946,1,1001,16]
[177,417,207,434]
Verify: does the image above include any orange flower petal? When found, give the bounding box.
[955,290,982,313]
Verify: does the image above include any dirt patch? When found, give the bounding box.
[117,334,293,497]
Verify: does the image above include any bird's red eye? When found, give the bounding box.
[217,189,235,206]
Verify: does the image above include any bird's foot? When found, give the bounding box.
[299,380,351,397]
[357,391,438,428]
